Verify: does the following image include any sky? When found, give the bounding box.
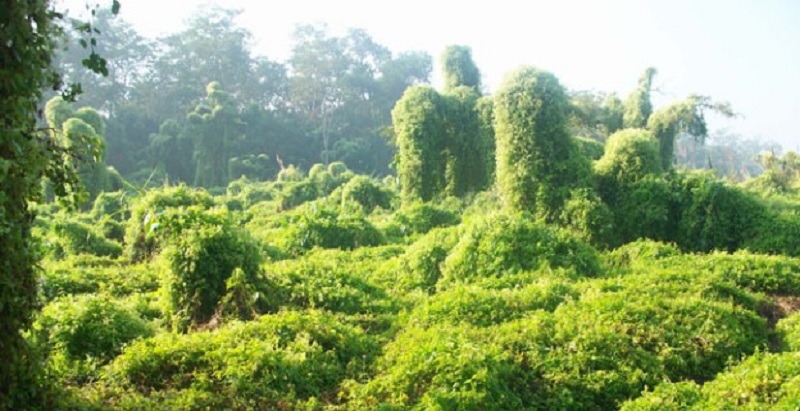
[60,0,800,150]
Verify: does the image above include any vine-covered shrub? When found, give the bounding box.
[441,212,601,284]
[125,185,214,261]
[98,311,378,409]
[390,202,460,237]
[40,256,159,302]
[264,253,398,315]
[157,207,262,330]
[622,352,800,410]
[269,205,384,256]
[29,294,153,381]
[91,190,130,222]
[545,291,767,409]
[397,226,461,292]
[672,171,766,252]
[340,175,394,213]
[50,218,123,258]
[777,311,800,351]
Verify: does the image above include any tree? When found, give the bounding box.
[189,82,244,188]
[392,86,447,204]
[623,67,657,128]
[1,1,118,406]
[441,45,481,93]
[647,95,734,169]
[494,67,587,218]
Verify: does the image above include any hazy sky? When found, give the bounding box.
[61,0,800,149]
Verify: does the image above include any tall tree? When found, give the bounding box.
[647,95,734,169]
[494,67,586,217]
[1,1,117,406]
[441,45,481,93]
[623,67,657,128]
[392,86,446,204]
[189,82,244,188]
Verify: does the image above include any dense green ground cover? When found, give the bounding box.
[25,162,800,410]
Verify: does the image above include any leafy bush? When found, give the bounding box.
[91,190,130,222]
[157,207,262,330]
[125,184,214,261]
[30,294,153,381]
[560,188,616,247]
[269,205,384,256]
[264,252,398,315]
[98,311,378,408]
[624,352,800,410]
[340,175,394,213]
[390,201,460,237]
[50,218,123,258]
[277,180,319,210]
[441,212,601,284]
[397,226,461,292]
[40,257,159,302]
[777,311,800,351]
[672,171,767,252]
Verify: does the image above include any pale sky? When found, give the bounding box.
[60,0,800,150]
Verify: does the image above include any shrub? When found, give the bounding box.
[277,180,319,210]
[40,257,159,302]
[441,212,601,284]
[91,191,130,222]
[777,311,800,351]
[157,207,262,330]
[50,218,123,258]
[101,311,378,408]
[271,205,384,256]
[391,202,460,237]
[276,164,304,182]
[30,294,153,381]
[125,185,214,261]
[394,226,461,292]
[340,176,394,214]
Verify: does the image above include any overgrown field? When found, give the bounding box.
[29,162,800,410]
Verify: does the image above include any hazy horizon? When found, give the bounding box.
[60,0,800,150]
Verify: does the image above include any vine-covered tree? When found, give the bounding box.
[441,45,481,93]
[189,82,244,188]
[494,67,586,217]
[623,67,657,128]
[392,86,446,204]
[1,1,118,406]
[647,95,734,169]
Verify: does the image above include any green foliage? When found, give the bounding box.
[340,175,394,213]
[264,251,398,315]
[560,188,616,247]
[390,201,460,237]
[98,311,378,409]
[90,191,129,222]
[30,294,153,381]
[441,45,481,93]
[441,213,601,285]
[494,66,589,218]
[393,85,447,203]
[277,164,306,182]
[45,96,74,130]
[157,207,262,330]
[573,136,605,161]
[269,204,384,256]
[647,95,735,169]
[672,171,766,252]
[777,311,800,351]
[397,226,461,292]
[49,217,123,258]
[625,352,800,410]
[189,82,244,188]
[40,256,160,302]
[595,128,662,185]
[623,67,656,128]
[125,184,214,261]
[441,86,492,196]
